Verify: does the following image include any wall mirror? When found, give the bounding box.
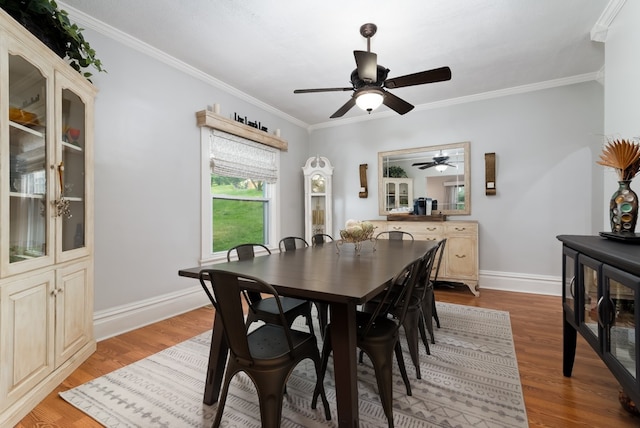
[378,141,470,216]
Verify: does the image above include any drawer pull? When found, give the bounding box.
[426,227,436,231]
[455,254,466,259]
[392,226,402,231]
[569,276,575,298]
[455,227,466,231]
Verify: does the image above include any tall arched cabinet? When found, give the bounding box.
[0,10,96,426]
[302,156,333,243]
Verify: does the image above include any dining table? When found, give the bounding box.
[178,238,434,427]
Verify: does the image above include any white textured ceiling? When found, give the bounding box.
[59,0,609,126]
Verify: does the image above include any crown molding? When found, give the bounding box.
[591,0,627,42]
[58,2,308,129]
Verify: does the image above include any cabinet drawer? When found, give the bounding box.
[445,223,477,236]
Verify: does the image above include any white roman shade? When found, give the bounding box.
[209,129,278,183]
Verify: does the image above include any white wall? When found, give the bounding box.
[83,28,309,323]
[603,1,640,228]
[309,82,604,283]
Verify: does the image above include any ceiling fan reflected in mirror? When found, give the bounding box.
[412,152,457,172]
[293,23,452,119]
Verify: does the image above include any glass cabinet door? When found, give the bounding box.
[398,181,409,209]
[311,174,326,236]
[8,54,49,266]
[59,88,86,253]
[385,181,396,211]
[602,265,639,383]
[578,254,602,351]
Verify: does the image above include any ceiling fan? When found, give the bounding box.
[293,23,452,119]
[412,152,456,170]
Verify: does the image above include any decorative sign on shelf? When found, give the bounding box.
[233,112,269,133]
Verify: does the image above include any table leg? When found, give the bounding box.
[330,301,359,428]
[203,312,229,405]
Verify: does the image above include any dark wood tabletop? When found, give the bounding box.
[179,238,433,427]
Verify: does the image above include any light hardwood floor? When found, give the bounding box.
[16,287,640,427]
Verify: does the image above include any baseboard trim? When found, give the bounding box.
[479,270,561,296]
[94,285,209,341]
[93,271,562,341]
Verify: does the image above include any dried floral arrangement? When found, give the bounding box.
[597,138,640,181]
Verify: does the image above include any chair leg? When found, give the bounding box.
[364,345,397,428]
[417,312,430,355]
[402,310,425,379]
[254,371,288,428]
[432,297,441,329]
[312,328,332,408]
[423,290,436,343]
[315,302,329,339]
[394,341,412,397]
[311,352,332,420]
[212,366,238,428]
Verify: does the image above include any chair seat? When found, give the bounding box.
[355,312,399,342]
[248,324,317,360]
[253,296,309,315]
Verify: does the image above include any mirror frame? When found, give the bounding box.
[378,141,471,216]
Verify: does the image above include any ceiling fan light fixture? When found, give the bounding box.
[355,89,384,113]
[435,164,448,172]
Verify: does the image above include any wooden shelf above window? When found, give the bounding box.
[196,110,288,151]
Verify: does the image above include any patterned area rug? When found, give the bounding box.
[60,302,528,427]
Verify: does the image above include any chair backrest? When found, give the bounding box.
[407,245,440,304]
[360,256,424,339]
[431,238,447,282]
[376,230,414,241]
[311,233,333,246]
[279,236,309,252]
[227,243,271,262]
[199,269,294,364]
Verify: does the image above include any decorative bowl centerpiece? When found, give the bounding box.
[336,219,376,255]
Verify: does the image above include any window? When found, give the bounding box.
[200,128,279,261]
[211,175,270,252]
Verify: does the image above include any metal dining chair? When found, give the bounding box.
[376,230,414,241]
[312,256,424,428]
[199,269,331,428]
[360,245,439,379]
[227,243,315,336]
[422,238,446,343]
[311,233,333,246]
[278,236,309,251]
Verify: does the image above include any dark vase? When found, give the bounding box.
[610,180,638,233]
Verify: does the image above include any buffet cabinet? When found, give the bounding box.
[558,235,640,411]
[0,10,96,426]
[370,219,479,295]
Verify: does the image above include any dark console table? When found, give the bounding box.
[558,235,640,412]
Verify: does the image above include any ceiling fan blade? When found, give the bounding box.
[384,66,452,89]
[382,90,414,115]
[330,97,357,118]
[418,163,436,170]
[294,87,353,93]
[354,50,377,82]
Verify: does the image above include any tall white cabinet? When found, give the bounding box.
[0,10,96,426]
[302,156,333,243]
